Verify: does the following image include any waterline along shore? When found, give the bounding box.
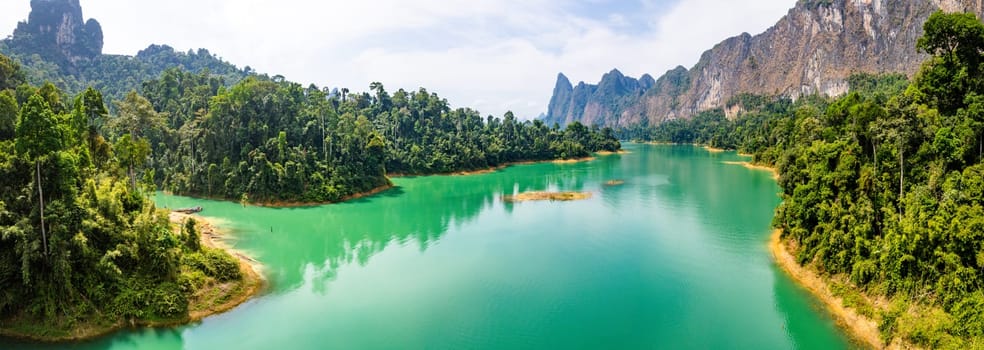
[0,212,264,343]
[249,183,395,208]
[167,212,265,322]
[721,161,780,180]
[388,155,601,177]
[769,230,883,349]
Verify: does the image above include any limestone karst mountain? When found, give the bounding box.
[0,0,247,100]
[4,0,103,69]
[543,0,984,127]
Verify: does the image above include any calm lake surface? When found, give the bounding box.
[7,144,855,349]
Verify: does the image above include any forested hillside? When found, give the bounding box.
[632,11,984,347]
[137,69,619,204]
[0,42,248,108]
[0,0,620,205]
[0,53,250,339]
[0,0,247,106]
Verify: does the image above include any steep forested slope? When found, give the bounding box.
[0,53,250,340]
[636,11,984,348]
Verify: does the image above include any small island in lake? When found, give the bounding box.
[596,150,631,156]
[502,191,593,202]
[604,180,625,187]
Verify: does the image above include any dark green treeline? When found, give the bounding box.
[0,55,243,336]
[137,69,620,203]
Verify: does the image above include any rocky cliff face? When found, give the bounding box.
[0,0,247,103]
[542,69,654,126]
[6,0,103,69]
[544,0,984,127]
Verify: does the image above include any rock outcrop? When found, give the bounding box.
[542,69,654,126]
[6,0,103,69]
[544,0,984,127]
[0,1,246,103]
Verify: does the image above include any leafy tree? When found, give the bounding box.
[915,11,984,115]
[183,218,201,252]
[73,87,111,166]
[111,90,167,140]
[115,133,151,190]
[0,53,26,90]
[15,93,64,255]
[0,90,17,140]
[0,74,252,334]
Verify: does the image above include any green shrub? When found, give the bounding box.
[177,270,208,294]
[151,283,188,318]
[183,218,201,252]
[182,249,241,282]
[204,249,241,282]
[181,252,209,273]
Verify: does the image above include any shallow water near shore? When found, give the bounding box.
[2,144,855,349]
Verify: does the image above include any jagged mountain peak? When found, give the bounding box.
[542,69,655,126]
[603,68,625,77]
[1,0,247,102]
[555,72,572,88]
[6,0,102,69]
[640,74,656,89]
[543,0,984,127]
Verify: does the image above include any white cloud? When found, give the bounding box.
[0,0,795,119]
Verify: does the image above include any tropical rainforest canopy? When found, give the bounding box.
[0,54,243,336]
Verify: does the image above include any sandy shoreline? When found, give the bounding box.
[595,150,630,156]
[389,164,517,177]
[552,156,595,164]
[248,183,394,208]
[769,230,883,349]
[389,155,598,177]
[646,142,732,153]
[502,191,593,202]
[722,161,779,180]
[168,212,264,319]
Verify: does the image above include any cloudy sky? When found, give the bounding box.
[0,0,794,119]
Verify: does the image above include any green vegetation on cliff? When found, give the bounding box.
[0,57,250,340]
[631,11,984,348]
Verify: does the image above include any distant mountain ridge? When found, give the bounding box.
[546,70,655,126]
[543,0,984,127]
[0,0,247,101]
